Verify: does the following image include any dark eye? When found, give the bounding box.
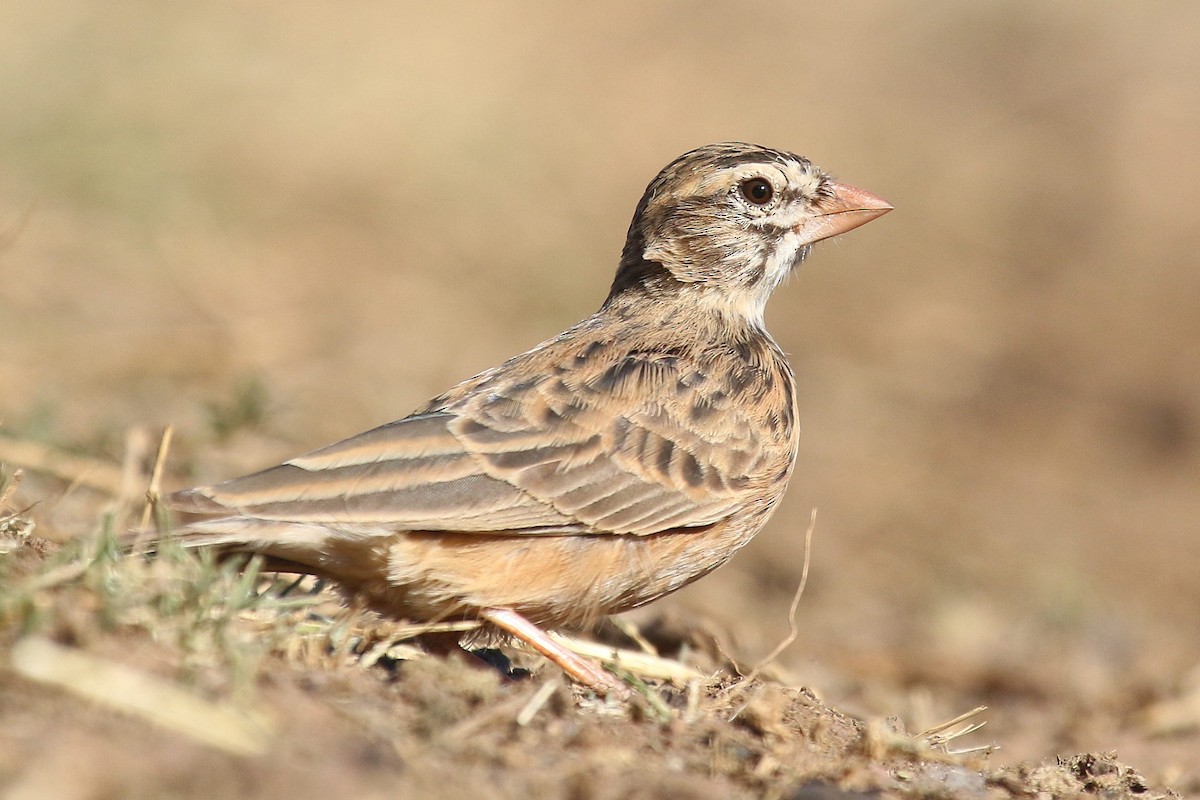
[739,178,774,206]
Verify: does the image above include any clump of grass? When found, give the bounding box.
[1,516,319,700]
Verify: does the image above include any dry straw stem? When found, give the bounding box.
[0,436,126,496]
[356,620,483,668]
[722,508,817,707]
[138,425,174,531]
[0,466,22,510]
[9,636,274,757]
[611,616,659,656]
[862,707,993,761]
[515,677,562,726]
[14,559,90,594]
[917,705,993,756]
[441,683,558,742]
[548,631,704,684]
[749,507,817,674]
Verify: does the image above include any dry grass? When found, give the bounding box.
[0,511,1176,798]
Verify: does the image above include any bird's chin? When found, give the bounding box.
[759,238,812,291]
[783,245,811,278]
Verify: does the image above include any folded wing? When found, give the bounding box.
[172,353,766,537]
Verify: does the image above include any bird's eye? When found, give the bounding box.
[739,178,774,206]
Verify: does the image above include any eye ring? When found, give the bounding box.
[738,177,775,206]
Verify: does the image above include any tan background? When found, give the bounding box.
[2,1,1197,780]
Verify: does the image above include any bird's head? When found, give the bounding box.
[610,142,892,325]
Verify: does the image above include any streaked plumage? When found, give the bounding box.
[167,143,891,694]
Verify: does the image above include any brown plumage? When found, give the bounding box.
[166,142,891,695]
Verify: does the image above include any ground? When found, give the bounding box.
[2,2,1199,798]
[0,522,1184,799]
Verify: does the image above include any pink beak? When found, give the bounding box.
[794,181,893,246]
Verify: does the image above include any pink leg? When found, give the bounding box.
[480,607,629,698]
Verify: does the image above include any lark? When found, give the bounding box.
[166,143,891,695]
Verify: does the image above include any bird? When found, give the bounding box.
[163,142,891,696]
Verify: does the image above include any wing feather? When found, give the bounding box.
[442,350,771,535]
[173,345,784,538]
[172,413,581,532]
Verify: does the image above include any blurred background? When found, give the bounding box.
[2,0,1197,780]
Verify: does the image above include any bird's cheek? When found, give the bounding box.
[643,239,704,283]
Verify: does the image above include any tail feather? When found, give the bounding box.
[159,513,404,590]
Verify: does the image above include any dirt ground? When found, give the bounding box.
[2,2,1198,798]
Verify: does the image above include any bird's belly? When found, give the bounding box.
[376,511,771,628]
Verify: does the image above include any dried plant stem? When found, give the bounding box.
[139,425,175,531]
[548,632,704,684]
[750,508,817,679]
[718,509,815,706]
[11,636,273,756]
[0,437,126,495]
